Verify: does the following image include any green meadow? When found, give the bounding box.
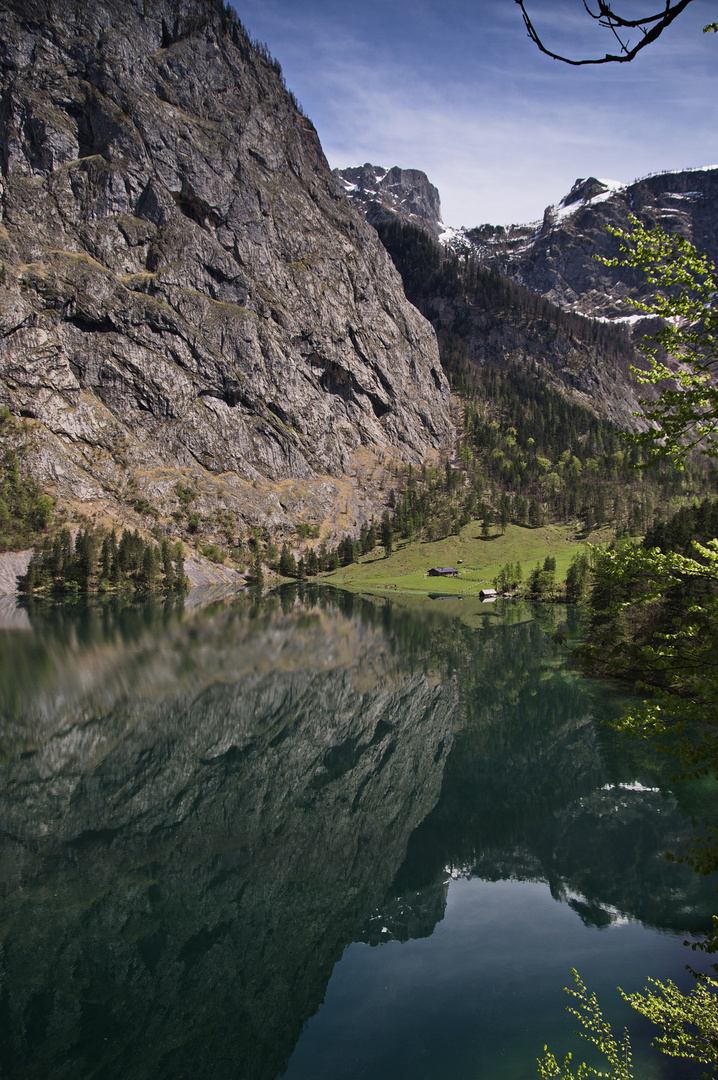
[322,520,601,595]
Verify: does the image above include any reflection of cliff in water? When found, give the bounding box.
[0,591,457,1080]
[368,606,718,946]
[2,592,717,1080]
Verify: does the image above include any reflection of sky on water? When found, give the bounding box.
[0,592,714,1080]
[286,878,699,1080]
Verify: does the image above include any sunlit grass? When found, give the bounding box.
[323,520,605,593]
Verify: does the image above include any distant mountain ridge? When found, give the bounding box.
[469,166,718,317]
[333,163,445,239]
[338,162,718,320]
[335,161,718,427]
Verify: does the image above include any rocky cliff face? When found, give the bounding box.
[468,168,718,318]
[333,163,444,238]
[0,0,453,537]
[411,288,645,428]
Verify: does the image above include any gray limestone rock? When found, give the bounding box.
[0,0,453,534]
[334,163,444,238]
[0,547,31,595]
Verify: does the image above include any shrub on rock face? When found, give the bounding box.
[201,544,225,564]
[0,436,55,552]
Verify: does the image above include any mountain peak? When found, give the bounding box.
[561,176,624,207]
[333,164,443,237]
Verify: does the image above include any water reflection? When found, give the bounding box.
[0,591,714,1080]
[0,589,456,1080]
[387,609,718,938]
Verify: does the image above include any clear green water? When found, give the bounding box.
[0,586,715,1080]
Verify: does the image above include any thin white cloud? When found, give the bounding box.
[234,0,718,226]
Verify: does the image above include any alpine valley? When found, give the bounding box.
[0,0,716,572]
[3,7,718,1080]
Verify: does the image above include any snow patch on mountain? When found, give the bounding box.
[438,224,471,252]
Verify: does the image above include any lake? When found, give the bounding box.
[0,586,715,1080]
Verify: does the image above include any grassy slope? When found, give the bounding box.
[323,520,603,594]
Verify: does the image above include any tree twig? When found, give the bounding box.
[515,0,696,65]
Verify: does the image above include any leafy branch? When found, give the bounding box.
[598,217,718,464]
[540,970,718,1079]
[538,970,632,1080]
[623,976,718,1075]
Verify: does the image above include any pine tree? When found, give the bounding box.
[139,544,158,590]
[161,538,175,589]
[305,547,319,576]
[279,543,297,577]
[381,511,394,557]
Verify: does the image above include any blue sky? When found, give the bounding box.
[232,0,718,228]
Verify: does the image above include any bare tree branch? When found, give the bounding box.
[515,0,697,65]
